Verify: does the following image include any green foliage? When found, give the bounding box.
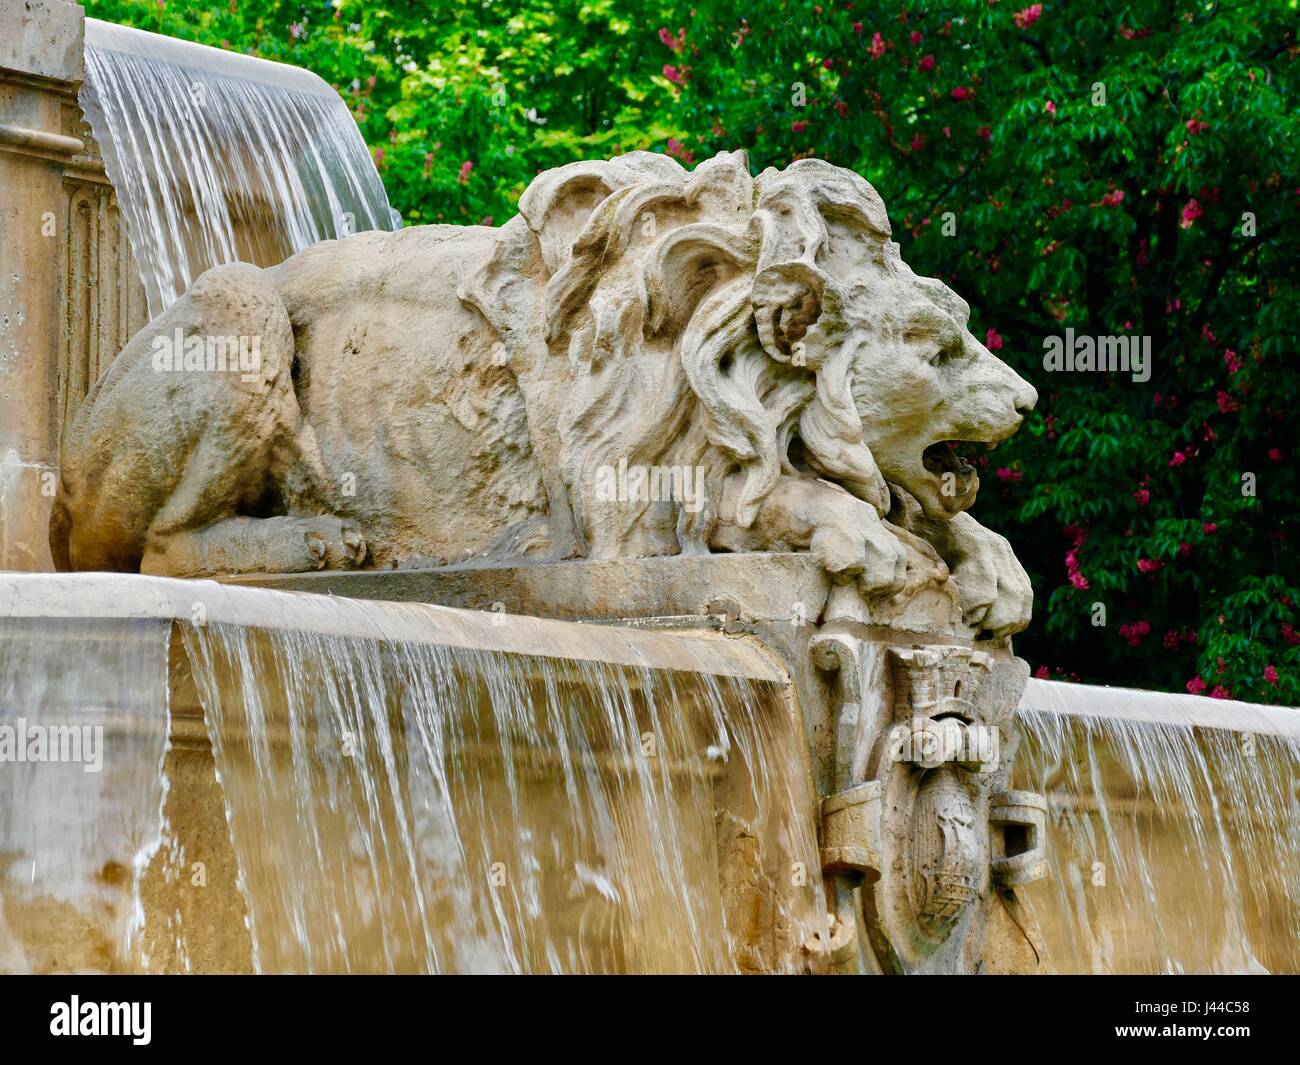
[85,0,1300,703]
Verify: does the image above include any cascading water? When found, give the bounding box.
[181,620,819,974]
[0,576,825,974]
[1015,679,1300,974]
[0,617,170,973]
[79,19,401,316]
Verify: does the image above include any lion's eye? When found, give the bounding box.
[929,342,963,366]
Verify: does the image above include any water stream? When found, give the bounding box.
[181,617,821,974]
[80,19,400,316]
[0,577,824,974]
[1015,680,1300,973]
[0,617,170,973]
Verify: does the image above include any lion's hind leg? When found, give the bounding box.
[56,261,367,577]
[141,515,366,577]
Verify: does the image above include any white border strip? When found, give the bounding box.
[0,573,786,683]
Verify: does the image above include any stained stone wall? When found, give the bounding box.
[0,0,148,571]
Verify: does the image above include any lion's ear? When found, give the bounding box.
[750,261,826,364]
[643,223,754,336]
[518,154,686,273]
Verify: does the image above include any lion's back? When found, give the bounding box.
[266,223,550,565]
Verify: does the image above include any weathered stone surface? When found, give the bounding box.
[53,151,1037,639]
[0,1,88,572]
[0,0,83,84]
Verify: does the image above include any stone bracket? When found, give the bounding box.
[819,780,882,881]
[990,790,1048,887]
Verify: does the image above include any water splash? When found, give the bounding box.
[0,617,170,973]
[80,19,400,316]
[1016,680,1300,974]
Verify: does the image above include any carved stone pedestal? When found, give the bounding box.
[811,629,1047,973]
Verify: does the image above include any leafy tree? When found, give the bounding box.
[84,0,1299,703]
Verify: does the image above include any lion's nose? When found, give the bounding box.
[1015,382,1038,416]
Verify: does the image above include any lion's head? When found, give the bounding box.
[461,150,1036,557]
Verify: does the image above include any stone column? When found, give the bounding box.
[0,1,86,570]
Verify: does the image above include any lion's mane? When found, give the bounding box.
[460,150,944,559]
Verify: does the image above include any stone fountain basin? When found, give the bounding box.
[0,571,820,973]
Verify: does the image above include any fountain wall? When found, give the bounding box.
[0,573,826,974]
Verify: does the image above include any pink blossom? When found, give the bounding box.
[910,31,924,45]
[1224,349,1241,373]
[985,327,1003,350]
[951,86,972,100]
[665,138,694,164]
[1216,391,1239,414]
[1137,557,1162,574]
[1269,448,1283,462]
[457,160,473,184]
[1209,685,1230,700]
[1264,665,1279,686]
[996,467,1023,483]
[977,125,992,141]
[910,133,925,151]
[1034,665,1050,680]
[1013,4,1043,29]
[1119,620,1151,647]
[1044,99,1056,116]
[1181,198,1203,228]
[791,120,807,133]
[1202,522,1217,535]
[1168,451,1186,468]
[870,32,887,60]
[1133,488,1150,506]
[823,58,834,69]
[1064,526,1089,589]
[918,54,935,72]
[1098,189,1125,207]
[657,27,686,53]
[1185,117,1208,135]
[663,64,689,85]
[1186,676,1207,695]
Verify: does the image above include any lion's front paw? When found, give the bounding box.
[949,524,1032,637]
[301,516,368,571]
[810,511,909,600]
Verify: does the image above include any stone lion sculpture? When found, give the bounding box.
[51,150,1037,636]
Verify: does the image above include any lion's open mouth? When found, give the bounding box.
[921,441,980,498]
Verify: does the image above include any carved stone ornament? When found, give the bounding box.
[810,631,1046,974]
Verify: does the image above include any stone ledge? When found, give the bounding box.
[0,1,84,85]
[227,552,834,626]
